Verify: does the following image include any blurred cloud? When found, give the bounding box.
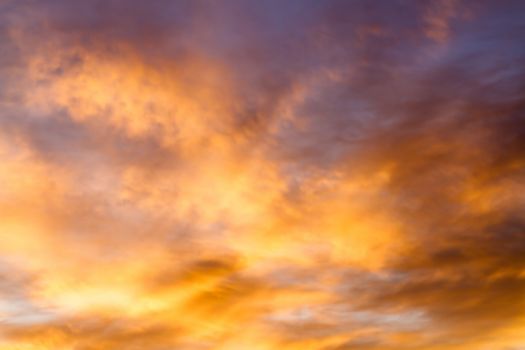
[0,0,524,349]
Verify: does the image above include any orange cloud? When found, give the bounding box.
[0,1,524,349]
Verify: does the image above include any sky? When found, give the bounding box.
[0,0,524,349]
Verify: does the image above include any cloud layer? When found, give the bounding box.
[0,1,524,349]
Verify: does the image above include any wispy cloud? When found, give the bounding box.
[0,1,524,349]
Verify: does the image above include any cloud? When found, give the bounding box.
[0,1,524,349]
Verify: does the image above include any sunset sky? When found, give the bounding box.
[0,1,524,349]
